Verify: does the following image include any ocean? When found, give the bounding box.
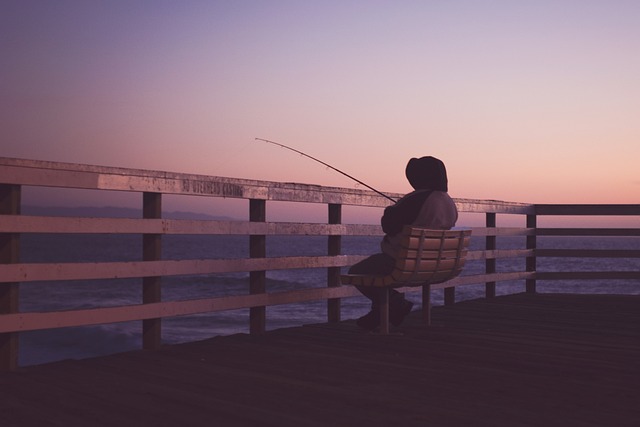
[16,233,640,366]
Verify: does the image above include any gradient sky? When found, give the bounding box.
[2,0,639,207]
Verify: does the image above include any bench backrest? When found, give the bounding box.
[390,227,472,285]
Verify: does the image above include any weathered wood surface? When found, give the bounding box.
[0,157,400,206]
[0,215,384,235]
[0,156,535,212]
[535,204,640,216]
[0,255,363,283]
[0,273,533,334]
[1,293,638,427]
[0,285,363,333]
[536,228,640,236]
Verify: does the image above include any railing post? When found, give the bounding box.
[249,199,266,334]
[444,286,456,306]
[444,217,459,305]
[485,212,496,298]
[142,192,162,350]
[327,203,342,323]
[526,214,537,293]
[0,184,21,371]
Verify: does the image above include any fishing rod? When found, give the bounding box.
[255,138,397,203]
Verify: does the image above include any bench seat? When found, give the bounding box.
[341,227,471,333]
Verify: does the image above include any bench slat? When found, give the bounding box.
[340,227,471,288]
[340,227,472,332]
[403,236,471,251]
[402,248,468,260]
[396,258,465,273]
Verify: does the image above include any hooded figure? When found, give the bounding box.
[380,156,457,249]
[347,156,458,330]
[406,156,448,192]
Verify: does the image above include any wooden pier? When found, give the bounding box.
[1,157,638,425]
[2,293,639,427]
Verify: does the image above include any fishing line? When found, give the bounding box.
[255,138,396,203]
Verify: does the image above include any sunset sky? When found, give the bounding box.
[2,1,639,207]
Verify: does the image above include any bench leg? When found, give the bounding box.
[422,284,431,326]
[379,288,390,334]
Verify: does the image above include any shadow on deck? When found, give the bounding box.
[2,293,639,427]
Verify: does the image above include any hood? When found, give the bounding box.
[405,156,448,191]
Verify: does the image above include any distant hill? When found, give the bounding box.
[21,205,236,221]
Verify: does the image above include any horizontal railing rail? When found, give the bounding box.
[1,157,638,371]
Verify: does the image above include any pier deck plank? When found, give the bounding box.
[1,293,639,426]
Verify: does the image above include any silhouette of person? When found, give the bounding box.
[348,156,458,330]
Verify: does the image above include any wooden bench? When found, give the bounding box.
[340,227,472,334]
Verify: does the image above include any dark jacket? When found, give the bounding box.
[380,156,458,257]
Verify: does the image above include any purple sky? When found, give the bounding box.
[2,1,639,208]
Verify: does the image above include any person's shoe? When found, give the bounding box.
[390,298,414,327]
[356,309,380,330]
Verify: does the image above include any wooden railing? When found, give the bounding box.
[1,157,638,370]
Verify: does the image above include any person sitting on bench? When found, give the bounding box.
[348,156,458,330]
